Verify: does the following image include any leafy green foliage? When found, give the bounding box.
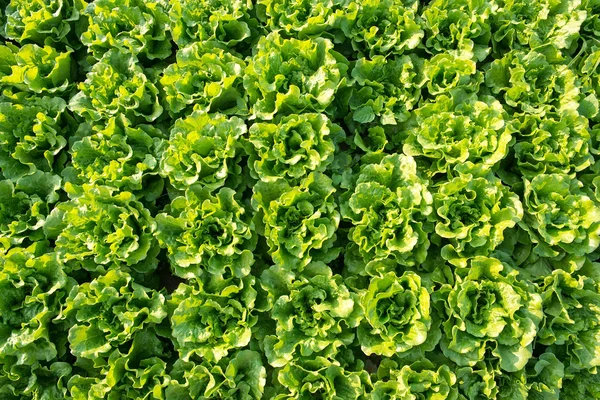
[1,0,600,398]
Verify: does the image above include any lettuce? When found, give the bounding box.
[262,262,361,366]
[160,41,247,117]
[435,256,543,372]
[167,0,255,48]
[341,154,432,268]
[522,174,600,257]
[159,110,246,192]
[69,49,163,123]
[432,174,523,267]
[80,0,171,61]
[168,275,258,362]
[337,0,423,58]
[3,0,86,48]
[253,172,340,270]
[64,115,166,201]
[247,113,339,182]
[155,185,256,279]
[48,183,158,274]
[403,91,512,177]
[357,270,435,357]
[243,32,349,120]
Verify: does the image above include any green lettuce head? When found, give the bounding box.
[166,350,266,400]
[169,275,258,362]
[357,271,435,357]
[0,173,60,246]
[0,361,72,400]
[155,185,256,280]
[256,0,347,40]
[423,53,482,96]
[337,0,423,58]
[485,50,580,115]
[168,0,255,47]
[510,111,594,179]
[435,256,543,372]
[49,183,158,274]
[347,54,424,127]
[522,174,600,257]
[432,174,523,267]
[65,115,167,202]
[262,263,361,367]
[243,32,349,120]
[561,368,600,400]
[0,44,74,95]
[538,268,600,372]
[159,111,246,192]
[160,41,247,117]
[490,0,586,54]
[272,355,367,400]
[3,0,86,48]
[69,49,163,124]
[341,154,433,267]
[247,113,339,182]
[421,0,493,61]
[80,0,171,61]
[403,91,512,178]
[372,359,458,400]
[0,242,71,367]
[252,172,340,270]
[60,269,169,400]
[0,97,72,182]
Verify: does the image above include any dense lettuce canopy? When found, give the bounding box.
[0,0,599,398]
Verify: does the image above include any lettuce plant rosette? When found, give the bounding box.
[262,262,361,367]
[337,0,423,58]
[160,41,247,117]
[0,43,74,96]
[80,0,171,61]
[521,174,600,258]
[509,110,594,179]
[490,0,586,54]
[165,350,266,400]
[64,115,167,201]
[347,54,424,128]
[0,172,60,246]
[357,270,436,358]
[371,358,458,400]
[167,0,255,48]
[48,183,158,274]
[402,91,513,178]
[69,49,163,124]
[243,32,349,120]
[168,275,258,363]
[247,113,339,182]
[0,97,72,182]
[434,256,543,372]
[256,0,348,40]
[420,0,493,61]
[155,185,256,279]
[341,153,433,268]
[485,50,580,116]
[423,53,482,96]
[252,172,340,270]
[159,110,246,192]
[431,174,523,267]
[0,243,72,369]
[3,0,86,48]
[271,355,367,400]
[59,269,170,400]
[537,268,600,373]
